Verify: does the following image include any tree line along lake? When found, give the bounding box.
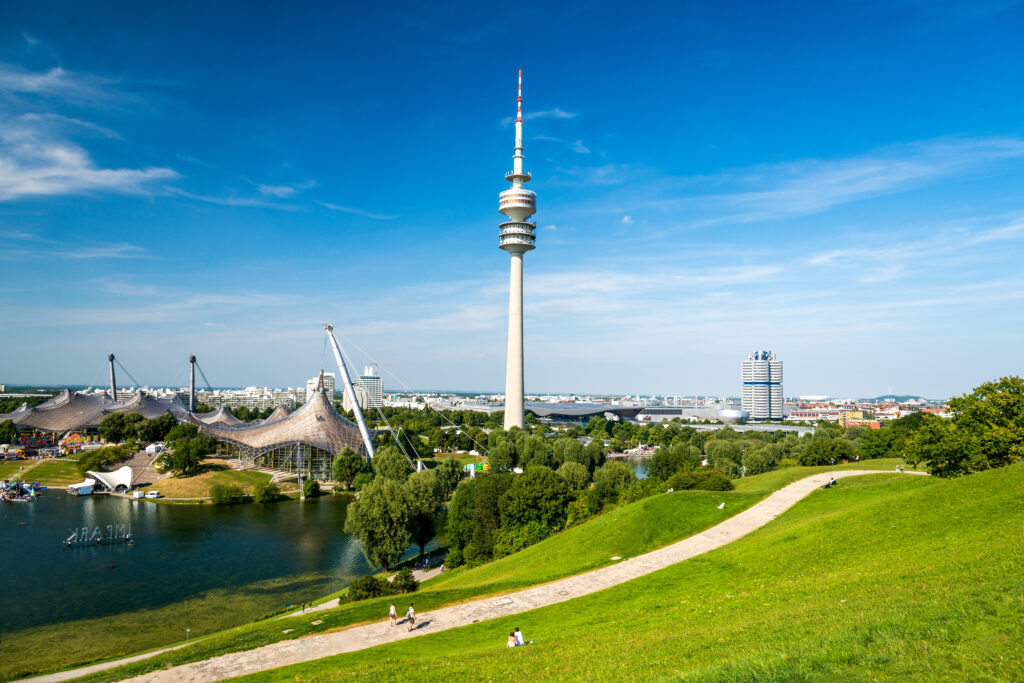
[0,490,433,678]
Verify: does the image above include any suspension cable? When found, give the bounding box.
[332,329,490,456]
[114,358,142,389]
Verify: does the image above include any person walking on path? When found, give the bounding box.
[389,603,397,627]
[406,604,416,631]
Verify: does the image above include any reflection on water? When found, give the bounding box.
[0,492,399,653]
[617,455,650,479]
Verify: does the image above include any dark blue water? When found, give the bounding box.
[0,491,432,668]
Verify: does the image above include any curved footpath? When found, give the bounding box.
[24,469,925,683]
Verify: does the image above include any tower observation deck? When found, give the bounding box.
[499,70,535,430]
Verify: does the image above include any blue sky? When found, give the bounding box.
[1,1,1023,398]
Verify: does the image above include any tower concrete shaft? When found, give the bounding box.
[498,70,536,430]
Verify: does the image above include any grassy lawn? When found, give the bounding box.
[0,458,37,479]
[242,467,1023,682]
[25,458,83,486]
[733,457,925,493]
[141,459,271,498]
[420,452,486,469]
[73,487,763,682]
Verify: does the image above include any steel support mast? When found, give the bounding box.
[323,323,376,458]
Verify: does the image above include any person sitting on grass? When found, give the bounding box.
[507,631,518,648]
[515,627,525,646]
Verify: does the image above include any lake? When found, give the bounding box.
[0,491,424,677]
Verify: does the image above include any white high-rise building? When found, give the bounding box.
[342,366,383,412]
[498,69,537,430]
[357,366,383,408]
[306,372,335,403]
[741,351,783,420]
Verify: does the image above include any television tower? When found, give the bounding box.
[498,69,537,430]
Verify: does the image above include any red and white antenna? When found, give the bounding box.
[516,69,523,123]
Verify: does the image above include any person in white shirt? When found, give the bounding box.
[406,604,416,631]
[389,603,396,627]
[514,627,525,646]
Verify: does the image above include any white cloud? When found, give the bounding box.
[0,231,149,260]
[501,108,577,127]
[571,139,591,154]
[0,121,176,201]
[622,215,633,224]
[316,200,397,220]
[256,179,317,198]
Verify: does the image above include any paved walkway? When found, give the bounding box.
[22,469,924,683]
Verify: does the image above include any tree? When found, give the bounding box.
[799,436,834,466]
[435,458,462,497]
[860,428,896,459]
[592,461,636,494]
[946,376,1024,469]
[209,483,244,504]
[742,443,778,476]
[0,419,17,444]
[519,435,553,468]
[165,423,199,445]
[303,478,321,498]
[648,446,687,481]
[445,474,514,565]
[552,438,584,468]
[344,477,411,570]
[706,439,742,475]
[584,439,607,472]
[138,413,179,443]
[906,416,983,478]
[488,441,516,473]
[556,461,590,490]
[252,479,280,503]
[499,466,572,530]
[332,448,369,489]
[404,470,443,556]
[158,436,214,476]
[98,412,144,444]
[373,445,411,482]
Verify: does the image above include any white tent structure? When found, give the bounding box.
[84,465,134,493]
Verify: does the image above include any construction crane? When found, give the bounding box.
[323,323,376,458]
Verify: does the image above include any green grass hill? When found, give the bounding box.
[61,486,761,682]
[243,466,1024,681]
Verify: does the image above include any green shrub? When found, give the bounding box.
[347,575,387,601]
[778,458,800,468]
[252,480,280,503]
[618,477,665,505]
[666,468,734,491]
[302,478,321,498]
[209,483,245,505]
[493,521,553,558]
[391,568,419,594]
[444,545,464,568]
[353,472,372,491]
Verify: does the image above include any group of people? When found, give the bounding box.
[389,603,416,631]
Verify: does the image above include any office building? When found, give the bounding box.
[741,350,783,420]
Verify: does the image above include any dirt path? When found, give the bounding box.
[21,469,925,683]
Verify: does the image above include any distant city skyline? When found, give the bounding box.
[1,3,1023,398]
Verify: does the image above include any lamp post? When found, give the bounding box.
[186,628,190,644]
